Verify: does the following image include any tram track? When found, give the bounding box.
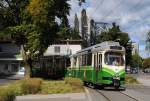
[96,89,139,101]
[119,91,139,101]
[96,90,112,101]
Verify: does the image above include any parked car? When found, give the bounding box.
[143,68,150,73]
[126,68,131,74]
[17,67,25,75]
[130,68,138,74]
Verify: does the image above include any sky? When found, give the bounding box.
[68,0,150,58]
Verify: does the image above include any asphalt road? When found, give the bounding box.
[0,74,24,85]
[123,85,150,101]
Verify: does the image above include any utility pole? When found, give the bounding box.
[137,43,140,74]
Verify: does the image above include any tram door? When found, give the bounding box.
[94,53,102,82]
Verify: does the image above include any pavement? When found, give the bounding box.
[16,87,109,101]
[16,93,87,101]
[122,88,150,101]
[122,74,150,101]
[0,74,24,85]
[137,74,150,87]
[16,88,91,101]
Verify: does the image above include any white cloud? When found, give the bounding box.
[68,0,150,57]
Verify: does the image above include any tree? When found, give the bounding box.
[143,58,150,69]
[131,53,142,69]
[0,0,30,29]
[0,0,71,78]
[96,22,132,66]
[78,0,86,6]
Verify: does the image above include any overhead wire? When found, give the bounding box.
[90,0,104,17]
[124,14,150,30]
[122,0,149,30]
[100,0,124,21]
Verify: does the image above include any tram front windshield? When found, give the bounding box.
[105,52,124,66]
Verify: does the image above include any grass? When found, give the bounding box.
[41,77,84,94]
[0,86,16,101]
[1,80,23,96]
[41,81,73,94]
[0,78,84,97]
[125,75,139,84]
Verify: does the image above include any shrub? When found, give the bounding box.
[143,58,150,69]
[125,76,139,84]
[0,87,16,101]
[64,77,83,88]
[21,78,43,94]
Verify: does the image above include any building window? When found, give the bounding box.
[54,46,60,53]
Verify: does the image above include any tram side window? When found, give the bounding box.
[99,54,102,70]
[94,54,97,68]
[82,54,87,66]
[79,56,82,67]
[81,55,84,66]
[87,53,92,66]
[74,57,77,67]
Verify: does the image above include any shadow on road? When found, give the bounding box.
[100,87,125,91]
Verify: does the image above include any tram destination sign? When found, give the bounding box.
[110,46,122,50]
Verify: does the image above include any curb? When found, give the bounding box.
[84,87,92,101]
[16,92,87,101]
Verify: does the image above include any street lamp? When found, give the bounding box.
[137,43,140,74]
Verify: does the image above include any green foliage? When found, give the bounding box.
[142,58,150,69]
[131,53,143,68]
[21,78,43,94]
[78,0,86,6]
[0,0,71,78]
[0,87,16,101]
[97,23,130,45]
[70,27,81,40]
[57,27,81,40]
[27,0,54,25]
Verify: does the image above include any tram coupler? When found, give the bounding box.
[113,77,120,88]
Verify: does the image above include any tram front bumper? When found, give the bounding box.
[113,76,120,87]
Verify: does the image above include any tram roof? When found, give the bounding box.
[76,41,122,55]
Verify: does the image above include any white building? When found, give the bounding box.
[44,44,81,56]
[40,40,82,78]
[0,41,23,75]
[132,42,139,55]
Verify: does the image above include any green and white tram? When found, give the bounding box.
[66,41,125,89]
